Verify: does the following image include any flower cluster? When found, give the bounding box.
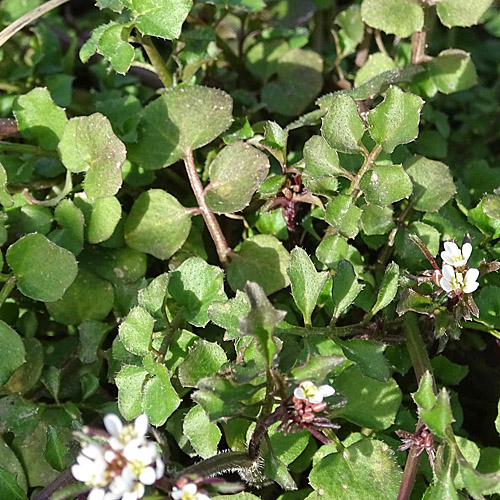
[396,425,436,469]
[71,414,164,500]
[410,234,482,323]
[276,380,339,444]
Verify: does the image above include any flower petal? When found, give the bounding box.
[134,414,149,438]
[139,466,156,485]
[440,278,453,293]
[88,489,106,500]
[444,241,460,256]
[156,457,165,479]
[462,242,472,262]
[171,488,183,500]
[318,385,335,398]
[104,414,123,437]
[71,464,91,482]
[442,265,455,281]
[293,387,306,400]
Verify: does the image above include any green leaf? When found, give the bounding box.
[261,49,323,117]
[361,0,424,37]
[115,365,147,420]
[119,306,154,356]
[459,459,500,500]
[178,339,227,387]
[325,195,362,239]
[427,456,460,500]
[0,435,27,491]
[332,260,363,320]
[437,0,493,27]
[291,354,346,382]
[0,469,27,500]
[420,388,454,438]
[336,6,364,58]
[288,247,329,326]
[369,262,399,318]
[268,423,310,465]
[428,49,478,94]
[412,371,436,411]
[469,196,500,239]
[0,0,41,23]
[183,405,221,458]
[207,291,251,340]
[44,427,66,472]
[122,0,192,39]
[360,165,413,205]
[45,269,114,325]
[58,113,126,199]
[316,235,348,270]
[0,162,13,209]
[138,273,169,319]
[321,94,365,153]
[205,141,269,213]
[239,282,286,368]
[431,356,469,386]
[130,86,233,169]
[141,359,180,426]
[355,52,397,87]
[246,39,289,81]
[396,288,435,316]
[333,366,402,429]
[335,338,391,382]
[227,235,290,295]
[74,195,122,244]
[263,121,287,151]
[78,321,112,364]
[0,321,25,388]
[7,233,78,302]
[367,86,424,153]
[50,200,84,255]
[97,23,134,74]
[168,257,227,327]
[124,189,192,260]
[13,88,67,150]
[360,204,394,235]
[303,135,344,180]
[309,439,402,499]
[405,156,456,212]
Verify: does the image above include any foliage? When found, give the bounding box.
[0,1,500,499]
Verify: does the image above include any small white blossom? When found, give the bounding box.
[171,482,211,500]
[441,241,472,268]
[293,380,335,404]
[71,414,164,500]
[440,264,479,294]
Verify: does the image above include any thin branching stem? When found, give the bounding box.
[183,149,233,267]
[0,0,70,47]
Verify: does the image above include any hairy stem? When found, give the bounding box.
[397,313,436,500]
[138,34,173,88]
[183,149,233,267]
[180,451,256,477]
[0,0,70,47]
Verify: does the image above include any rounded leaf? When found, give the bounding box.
[367,86,424,153]
[325,195,362,239]
[360,165,413,205]
[322,94,365,153]
[437,0,493,28]
[428,49,477,95]
[205,141,269,213]
[405,155,456,212]
[6,233,78,302]
[58,113,126,199]
[227,235,290,295]
[361,0,424,38]
[0,321,25,388]
[124,189,192,260]
[129,86,233,169]
[45,269,114,325]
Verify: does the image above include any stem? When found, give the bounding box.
[183,149,233,267]
[0,275,17,308]
[138,34,173,88]
[0,141,56,157]
[397,313,436,500]
[180,451,255,477]
[32,468,76,500]
[0,0,70,47]
[347,144,382,196]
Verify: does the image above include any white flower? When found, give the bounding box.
[72,414,164,500]
[441,240,472,268]
[440,264,479,294]
[171,482,210,500]
[293,380,335,404]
